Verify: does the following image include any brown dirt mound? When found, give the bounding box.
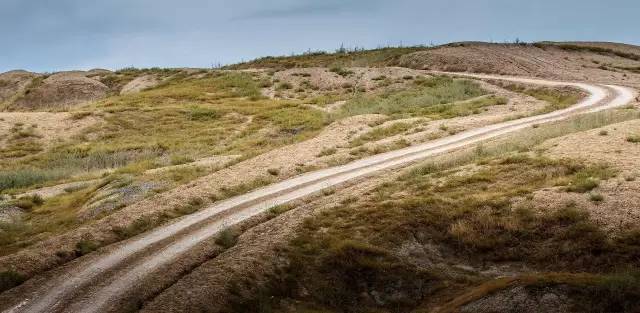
[9,72,109,111]
[0,70,40,104]
[397,42,640,87]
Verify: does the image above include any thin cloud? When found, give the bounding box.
[233,0,381,20]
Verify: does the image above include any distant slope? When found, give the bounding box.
[226,46,429,69]
[0,68,178,111]
[228,41,640,88]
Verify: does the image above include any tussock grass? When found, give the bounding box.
[266,204,294,218]
[627,134,640,143]
[316,147,337,157]
[215,228,239,249]
[74,239,100,256]
[349,121,414,146]
[112,216,155,240]
[217,176,275,199]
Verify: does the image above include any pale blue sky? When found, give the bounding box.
[1,0,638,73]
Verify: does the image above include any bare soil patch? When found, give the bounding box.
[0,112,97,149]
[9,72,109,111]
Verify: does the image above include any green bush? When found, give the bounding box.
[627,135,640,143]
[75,239,100,256]
[215,228,239,249]
[112,216,155,240]
[275,82,292,90]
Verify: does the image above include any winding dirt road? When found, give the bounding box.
[2,74,636,313]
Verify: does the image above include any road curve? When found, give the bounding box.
[3,74,636,313]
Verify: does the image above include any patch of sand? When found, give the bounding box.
[120,75,161,95]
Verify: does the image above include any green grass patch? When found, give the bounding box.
[333,76,488,119]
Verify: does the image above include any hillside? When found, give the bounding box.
[1,42,639,313]
[231,41,640,88]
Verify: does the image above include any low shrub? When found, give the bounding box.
[75,239,100,256]
[0,270,26,293]
[215,228,239,249]
[627,135,640,143]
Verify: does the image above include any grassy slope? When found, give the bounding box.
[0,71,494,262]
[227,42,640,71]
[0,71,328,256]
[333,76,492,119]
[226,108,640,313]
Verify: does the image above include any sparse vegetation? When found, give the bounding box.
[349,121,414,146]
[329,66,354,77]
[227,46,429,69]
[535,42,640,62]
[231,153,639,312]
[317,147,337,157]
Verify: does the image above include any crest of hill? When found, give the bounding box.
[228,41,640,87]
